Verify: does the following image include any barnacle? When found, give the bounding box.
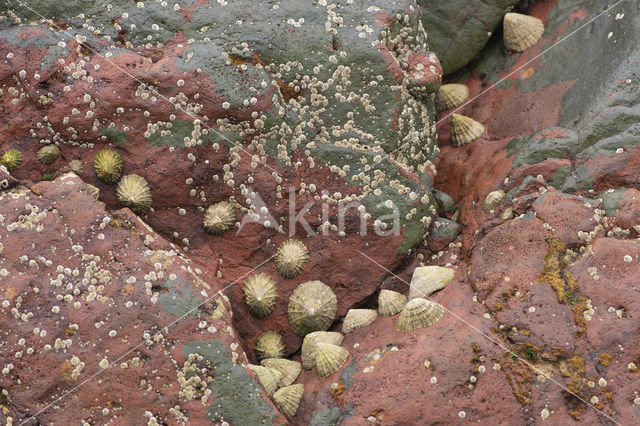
[315,342,349,378]
[203,201,236,235]
[254,331,286,361]
[261,358,302,387]
[1,149,22,171]
[115,174,153,215]
[94,148,123,184]
[301,331,344,370]
[450,114,485,146]
[242,273,278,318]
[247,364,282,397]
[37,144,60,164]
[378,289,407,317]
[68,159,84,175]
[436,84,469,112]
[275,239,309,278]
[342,309,378,334]
[272,384,304,420]
[396,298,444,332]
[408,266,455,300]
[504,13,544,52]
[288,280,337,337]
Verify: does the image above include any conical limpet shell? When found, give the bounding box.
[254,331,286,361]
[37,145,60,164]
[261,358,302,387]
[408,266,454,300]
[275,239,309,279]
[378,289,407,317]
[436,84,469,112]
[272,383,304,420]
[396,298,444,332]
[315,342,349,378]
[301,331,344,370]
[116,174,153,215]
[94,148,123,184]
[247,364,282,397]
[450,114,485,146]
[342,309,378,334]
[203,201,236,235]
[288,280,337,337]
[68,159,84,176]
[242,273,278,318]
[503,13,544,52]
[1,149,22,172]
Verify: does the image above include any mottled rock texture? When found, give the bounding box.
[3,0,640,424]
[418,0,520,74]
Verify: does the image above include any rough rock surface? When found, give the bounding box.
[418,0,520,74]
[0,174,285,424]
[2,0,640,424]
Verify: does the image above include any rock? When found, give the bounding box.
[427,217,461,251]
[484,190,505,211]
[532,189,597,248]
[408,265,455,299]
[0,174,285,425]
[0,0,441,362]
[418,0,520,74]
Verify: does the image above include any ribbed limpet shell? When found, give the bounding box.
[115,174,153,215]
[315,342,349,378]
[408,266,454,300]
[254,331,286,362]
[450,114,485,146]
[1,149,22,172]
[242,273,278,318]
[94,148,123,184]
[396,298,444,332]
[260,358,302,387]
[436,84,469,112]
[342,309,378,334]
[301,331,344,370]
[378,289,407,317]
[203,201,236,235]
[288,280,337,337]
[247,364,282,397]
[503,13,544,52]
[37,144,60,164]
[272,383,304,420]
[275,239,309,279]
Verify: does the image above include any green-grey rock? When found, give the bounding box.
[418,0,520,74]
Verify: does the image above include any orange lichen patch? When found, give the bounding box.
[65,325,77,336]
[558,355,588,420]
[61,360,74,381]
[330,379,347,404]
[570,297,589,336]
[499,351,533,405]
[121,284,134,296]
[520,67,535,79]
[4,287,16,300]
[598,353,612,367]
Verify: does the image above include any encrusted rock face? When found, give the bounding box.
[0,174,285,424]
[0,0,442,362]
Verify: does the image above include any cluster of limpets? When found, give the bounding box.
[436,12,544,146]
[92,148,154,215]
[243,240,455,419]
